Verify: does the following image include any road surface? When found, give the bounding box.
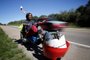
[62,28,90,46]
[0,25,90,60]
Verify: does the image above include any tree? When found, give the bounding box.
[0,22,3,25]
[39,15,47,18]
[86,0,90,7]
[76,5,85,15]
[76,0,90,27]
[33,16,38,19]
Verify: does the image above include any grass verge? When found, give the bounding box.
[0,27,30,60]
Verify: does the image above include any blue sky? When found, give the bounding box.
[0,0,88,24]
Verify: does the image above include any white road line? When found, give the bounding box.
[69,41,90,48]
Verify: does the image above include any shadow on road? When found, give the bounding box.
[15,39,51,60]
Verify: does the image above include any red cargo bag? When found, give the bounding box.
[26,25,38,36]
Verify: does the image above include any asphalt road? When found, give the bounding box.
[62,28,90,46]
[0,25,90,60]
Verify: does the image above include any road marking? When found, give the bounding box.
[69,41,90,48]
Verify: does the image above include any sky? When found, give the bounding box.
[0,0,88,24]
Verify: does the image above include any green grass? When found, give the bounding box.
[0,27,30,60]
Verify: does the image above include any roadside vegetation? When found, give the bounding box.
[0,27,30,60]
[8,20,24,26]
[48,0,90,27]
[8,0,90,27]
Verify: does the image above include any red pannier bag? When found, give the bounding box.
[26,25,38,36]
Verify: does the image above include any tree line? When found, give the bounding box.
[8,0,90,27]
[47,0,90,27]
